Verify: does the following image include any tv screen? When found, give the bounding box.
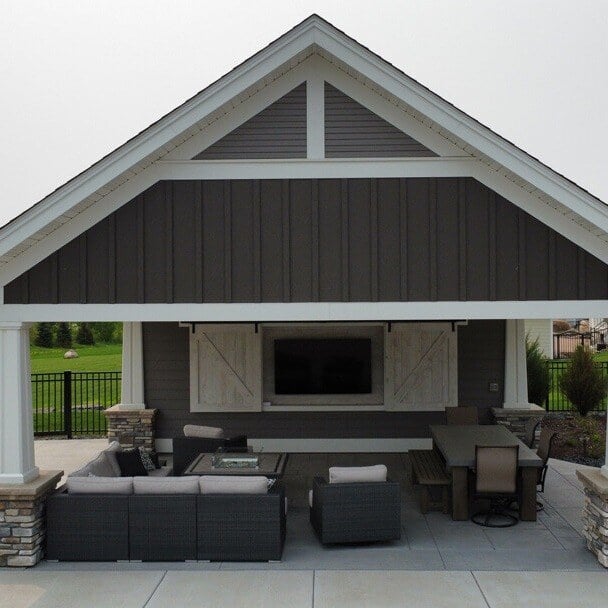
[274,338,372,395]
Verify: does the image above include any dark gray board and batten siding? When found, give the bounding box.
[324,83,436,158]
[143,320,504,440]
[6,177,608,304]
[194,84,307,160]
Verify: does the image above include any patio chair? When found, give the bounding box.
[471,445,519,528]
[445,406,479,425]
[535,427,557,510]
[523,417,542,449]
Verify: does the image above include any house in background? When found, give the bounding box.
[1,15,608,566]
[524,319,553,358]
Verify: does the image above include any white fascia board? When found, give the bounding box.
[1,300,607,322]
[0,24,319,257]
[312,24,608,230]
[155,157,477,180]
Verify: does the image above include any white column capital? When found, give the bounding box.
[119,322,145,409]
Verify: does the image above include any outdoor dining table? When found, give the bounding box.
[429,424,544,522]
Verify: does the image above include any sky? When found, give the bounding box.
[1,0,607,227]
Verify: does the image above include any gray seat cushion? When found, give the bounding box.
[66,476,134,494]
[328,464,388,484]
[133,476,199,494]
[199,475,268,494]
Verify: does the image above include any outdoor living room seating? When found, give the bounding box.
[309,465,401,544]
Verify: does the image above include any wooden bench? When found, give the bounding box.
[409,450,450,514]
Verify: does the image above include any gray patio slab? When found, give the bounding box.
[145,571,313,608]
[474,571,608,607]
[314,570,488,608]
[0,570,164,608]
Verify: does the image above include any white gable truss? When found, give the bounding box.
[1,14,608,319]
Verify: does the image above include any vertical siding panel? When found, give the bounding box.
[436,178,459,300]
[143,183,167,303]
[548,231,556,300]
[517,210,527,300]
[488,191,497,300]
[77,238,86,303]
[370,179,379,301]
[137,195,144,302]
[224,182,232,301]
[108,214,116,303]
[51,252,59,303]
[525,216,550,300]
[230,180,255,302]
[115,199,139,303]
[57,238,81,303]
[260,180,284,301]
[201,181,226,302]
[165,183,174,302]
[194,182,203,302]
[399,179,408,300]
[578,249,586,299]
[429,179,437,301]
[554,234,578,300]
[26,257,54,303]
[407,178,431,300]
[495,195,519,300]
[289,180,313,301]
[172,181,197,302]
[318,179,342,301]
[311,180,320,301]
[341,180,350,300]
[253,181,261,302]
[85,220,109,303]
[584,252,608,299]
[281,180,291,301]
[465,179,490,300]
[458,178,467,300]
[348,179,372,301]
[377,178,400,301]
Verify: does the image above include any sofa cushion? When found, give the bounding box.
[66,476,134,494]
[104,441,123,476]
[133,476,200,494]
[148,466,173,477]
[183,424,224,438]
[328,464,388,484]
[199,475,268,494]
[68,450,116,478]
[115,449,148,477]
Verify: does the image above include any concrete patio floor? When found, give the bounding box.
[4,438,602,607]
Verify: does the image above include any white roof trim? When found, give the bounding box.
[1,14,607,283]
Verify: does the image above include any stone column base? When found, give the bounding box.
[0,470,63,567]
[576,468,608,568]
[103,405,157,451]
[490,405,546,442]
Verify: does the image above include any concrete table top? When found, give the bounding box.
[430,424,543,468]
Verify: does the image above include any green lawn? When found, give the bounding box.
[30,343,122,373]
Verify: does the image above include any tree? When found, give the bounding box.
[90,322,117,343]
[56,322,73,348]
[34,322,54,348]
[526,336,550,407]
[559,345,608,417]
[75,322,95,345]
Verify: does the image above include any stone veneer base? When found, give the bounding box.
[576,468,608,568]
[490,404,546,442]
[104,405,157,451]
[0,470,63,567]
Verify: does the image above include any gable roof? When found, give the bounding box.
[1,14,608,286]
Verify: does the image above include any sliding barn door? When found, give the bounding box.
[384,323,457,411]
[190,324,262,412]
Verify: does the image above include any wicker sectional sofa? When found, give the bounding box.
[45,482,286,562]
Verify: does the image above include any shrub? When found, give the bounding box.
[34,322,54,348]
[75,322,95,345]
[553,319,571,333]
[526,336,550,407]
[559,345,608,416]
[90,322,116,343]
[56,322,73,348]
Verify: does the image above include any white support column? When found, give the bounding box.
[503,319,531,408]
[119,322,145,409]
[0,322,39,484]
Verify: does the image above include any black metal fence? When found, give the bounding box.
[546,360,608,412]
[32,371,121,437]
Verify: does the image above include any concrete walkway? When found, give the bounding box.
[9,439,603,606]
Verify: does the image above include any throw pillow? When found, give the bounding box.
[138,447,156,472]
[115,448,148,477]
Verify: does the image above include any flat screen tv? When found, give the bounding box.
[274,338,372,395]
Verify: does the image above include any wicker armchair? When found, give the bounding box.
[310,476,401,544]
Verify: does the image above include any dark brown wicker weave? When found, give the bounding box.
[129,495,197,561]
[173,435,248,476]
[197,484,286,561]
[310,477,401,544]
[45,492,129,561]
